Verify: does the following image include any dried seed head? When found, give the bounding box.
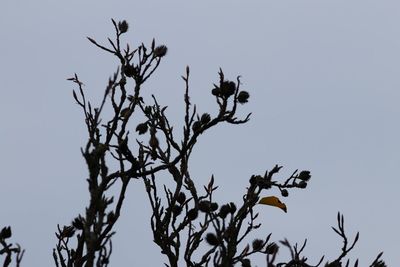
[198,201,212,213]
[172,205,182,216]
[281,189,289,197]
[298,181,307,189]
[154,45,168,58]
[298,170,311,181]
[176,192,186,204]
[124,64,135,77]
[229,202,237,214]
[0,226,12,239]
[118,20,129,33]
[187,208,198,221]
[136,123,148,135]
[200,113,211,124]
[205,233,219,246]
[237,91,250,104]
[241,259,251,267]
[265,242,279,254]
[220,81,236,98]
[211,87,221,97]
[192,121,202,133]
[219,204,231,219]
[252,239,264,251]
[72,216,84,230]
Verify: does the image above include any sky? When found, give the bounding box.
[1,1,399,266]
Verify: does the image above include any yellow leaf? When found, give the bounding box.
[258,196,287,213]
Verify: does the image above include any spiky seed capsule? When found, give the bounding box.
[136,123,148,135]
[200,113,211,124]
[154,45,168,58]
[281,189,289,197]
[176,192,186,204]
[298,170,311,181]
[252,239,264,251]
[237,91,250,104]
[187,208,198,220]
[205,233,219,246]
[118,20,129,33]
[124,64,135,77]
[220,81,236,98]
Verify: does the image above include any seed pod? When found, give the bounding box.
[281,189,289,197]
[252,239,264,251]
[219,204,231,219]
[237,91,250,104]
[200,113,211,124]
[72,216,84,230]
[176,192,186,205]
[298,170,311,181]
[123,64,135,77]
[172,205,182,216]
[221,81,236,98]
[205,233,219,246]
[229,202,237,214]
[154,45,168,58]
[298,181,307,189]
[136,123,148,135]
[0,226,12,239]
[118,20,129,33]
[192,121,202,133]
[265,243,279,254]
[187,208,198,221]
[198,201,211,213]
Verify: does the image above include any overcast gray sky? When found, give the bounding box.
[1,1,399,266]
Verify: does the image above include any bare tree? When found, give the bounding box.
[1,20,386,267]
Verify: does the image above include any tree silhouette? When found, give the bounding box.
[1,20,386,267]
